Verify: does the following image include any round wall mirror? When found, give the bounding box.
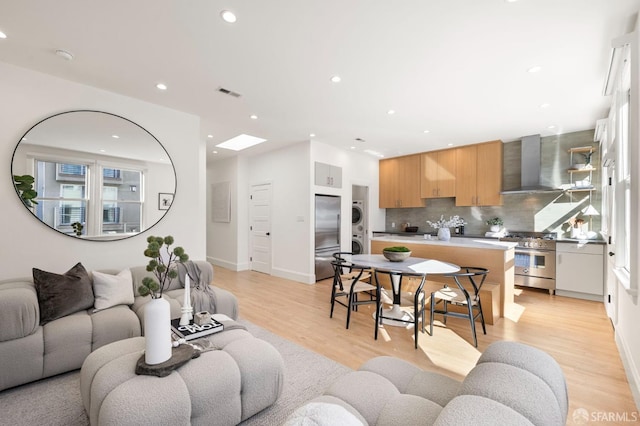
[11,110,176,241]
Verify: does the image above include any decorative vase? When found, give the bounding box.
[437,227,451,241]
[490,225,501,232]
[144,297,172,365]
[571,227,581,238]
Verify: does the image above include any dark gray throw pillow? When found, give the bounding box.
[33,262,95,325]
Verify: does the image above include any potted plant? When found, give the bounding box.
[138,235,189,365]
[13,175,38,208]
[71,221,83,237]
[426,215,466,241]
[382,246,411,262]
[486,217,504,232]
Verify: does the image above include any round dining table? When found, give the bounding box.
[348,254,460,326]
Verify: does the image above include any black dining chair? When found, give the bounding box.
[429,266,489,347]
[329,254,375,329]
[373,268,427,349]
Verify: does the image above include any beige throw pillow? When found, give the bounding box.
[92,269,134,312]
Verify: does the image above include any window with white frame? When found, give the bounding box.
[604,39,633,289]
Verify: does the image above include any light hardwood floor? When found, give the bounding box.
[211,267,638,422]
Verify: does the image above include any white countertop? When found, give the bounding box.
[371,235,517,251]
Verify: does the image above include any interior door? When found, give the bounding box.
[250,183,272,275]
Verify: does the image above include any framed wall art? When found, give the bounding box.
[158,193,174,210]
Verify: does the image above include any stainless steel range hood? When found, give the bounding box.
[501,134,563,194]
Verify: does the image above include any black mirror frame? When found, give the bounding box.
[10,110,177,241]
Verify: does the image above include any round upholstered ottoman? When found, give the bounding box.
[80,327,284,425]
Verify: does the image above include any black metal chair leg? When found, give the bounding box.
[374,288,380,341]
[330,287,337,318]
[468,303,477,347]
[346,292,354,329]
[429,293,435,336]
[414,299,419,349]
[477,300,487,335]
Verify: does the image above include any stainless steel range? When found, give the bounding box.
[500,231,557,294]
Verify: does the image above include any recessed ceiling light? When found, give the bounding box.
[0,31,7,39]
[330,75,341,83]
[221,10,237,23]
[55,49,74,61]
[250,114,258,120]
[207,134,213,138]
[527,66,542,73]
[447,143,454,147]
[111,134,119,139]
[540,103,550,108]
[548,125,556,129]
[423,130,430,134]
[99,149,106,153]
[216,133,267,151]
[387,110,395,115]
[350,146,356,150]
[364,149,384,158]
[156,83,167,90]
[212,150,218,154]
[309,133,316,138]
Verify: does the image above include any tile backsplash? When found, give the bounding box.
[385,130,602,238]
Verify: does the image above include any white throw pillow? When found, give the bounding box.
[283,402,364,426]
[92,269,134,312]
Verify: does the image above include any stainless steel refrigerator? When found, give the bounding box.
[314,194,341,281]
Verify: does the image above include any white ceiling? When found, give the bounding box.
[1,0,639,164]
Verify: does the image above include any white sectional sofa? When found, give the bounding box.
[0,260,237,392]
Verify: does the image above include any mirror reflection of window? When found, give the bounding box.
[34,160,89,235]
[33,159,145,237]
[101,167,142,234]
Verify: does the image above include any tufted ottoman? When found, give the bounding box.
[80,325,284,425]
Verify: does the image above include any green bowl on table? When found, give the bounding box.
[382,246,411,262]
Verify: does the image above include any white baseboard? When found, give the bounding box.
[206,257,314,284]
[207,257,248,272]
[616,329,640,410]
[271,267,315,285]
[555,290,603,302]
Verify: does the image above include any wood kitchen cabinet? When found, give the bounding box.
[420,149,456,198]
[455,140,503,206]
[379,154,423,208]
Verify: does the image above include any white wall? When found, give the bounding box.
[248,143,312,282]
[205,139,383,284]
[1,62,204,277]
[207,156,241,270]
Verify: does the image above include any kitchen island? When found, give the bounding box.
[371,235,517,324]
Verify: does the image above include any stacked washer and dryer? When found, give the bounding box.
[352,200,367,254]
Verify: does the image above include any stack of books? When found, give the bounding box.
[170,318,224,341]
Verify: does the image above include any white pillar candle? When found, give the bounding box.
[179,274,192,325]
[185,274,191,305]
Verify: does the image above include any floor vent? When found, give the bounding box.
[217,87,241,98]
